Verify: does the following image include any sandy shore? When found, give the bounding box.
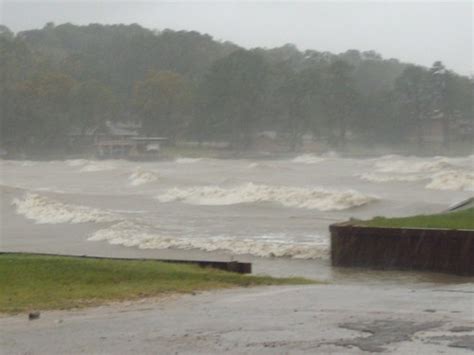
[2,283,474,354]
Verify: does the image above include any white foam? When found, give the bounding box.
[292,154,325,164]
[426,170,474,191]
[369,155,474,189]
[358,172,426,183]
[157,182,376,211]
[128,168,159,186]
[373,155,474,174]
[89,221,328,259]
[374,159,454,174]
[80,161,116,172]
[20,161,37,167]
[175,157,202,164]
[12,193,118,224]
[65,159,89,167]
[247,162,276,169]
[322,151,339,158]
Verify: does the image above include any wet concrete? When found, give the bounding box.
[428,335,474,351]
[1,283,473,354]
[332,320,444,352]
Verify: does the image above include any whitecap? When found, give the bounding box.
[426,170,474,191]
[12,192,118,224]
[292,154,325,164]
[128,168,159,186]
[156,182,376,211]
[89,221,329,259]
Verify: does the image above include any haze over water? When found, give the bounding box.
[2,154,473,266]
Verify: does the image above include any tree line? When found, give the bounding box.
[1,23,472,156]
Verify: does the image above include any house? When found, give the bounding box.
[69,121,167,159]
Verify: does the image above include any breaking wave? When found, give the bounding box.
[80,161,117,172]
[12,192,118,224]
[426,170,474,191]
[292,154,325,164]
[247,162,277,169]
[89,221,328,259]
[156,182,376,211]
[175,157,202,164]
[373,155,474,174]
[65,159,89,167]
[358,172,426,183]
[367,155,474,191]
[128,168,159,186]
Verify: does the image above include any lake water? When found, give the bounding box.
[1,153,473,280]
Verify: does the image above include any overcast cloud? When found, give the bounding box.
[1,1,472,75]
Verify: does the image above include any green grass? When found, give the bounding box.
[356,207,474,230]
[0,254,314,314]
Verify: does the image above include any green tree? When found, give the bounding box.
[7,72,75,153]
[134,70,192,141]
[321,60,358,148]
[395,65,431,150]
[70,79,116,133]
[199,49,269,149]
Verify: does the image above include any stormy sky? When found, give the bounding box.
[1,1,472,75]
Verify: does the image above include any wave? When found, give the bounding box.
[373,155,474,174]
[156,182,376,211]
[247,162,277,169]
[321,151,339,158]
[426,170,474,191]
[12,192,118,224]
[368,155,474,190]
[128,168,159,186]
[20,161,37,167]
[175,157,202,164]
[89,221,328,259]
[358,172,426,183]
[65,159,89,167]
[374,159,454,174]
[80,161,117,172]
[292,154,325,164]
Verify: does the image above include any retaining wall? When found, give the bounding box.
[330,223,474,275]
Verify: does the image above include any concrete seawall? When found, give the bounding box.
[330,223,474,275]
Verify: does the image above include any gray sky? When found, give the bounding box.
[1,1,472,75]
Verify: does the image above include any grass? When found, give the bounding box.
[0,254,314,314]
[356,207,474,230]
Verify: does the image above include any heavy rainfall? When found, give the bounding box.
[1,2,473,354]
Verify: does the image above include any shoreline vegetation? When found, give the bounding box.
[356,208,474,230]
[0,254,314,314]
[5,140,474,161]
[1,23,472,158]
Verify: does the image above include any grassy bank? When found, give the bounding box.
[0,254,313,313]
[357,208,474,230]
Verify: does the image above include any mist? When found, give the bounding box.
[2,1,473,75]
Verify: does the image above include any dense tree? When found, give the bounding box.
[394,65,432,150]
[198,49,269,149]
[70,79,116,133]
[134,71,192,141]
[321,60,359,148]
[1,23,472,156]
[5,72,75,152]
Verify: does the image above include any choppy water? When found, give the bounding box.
[1,154,473,260]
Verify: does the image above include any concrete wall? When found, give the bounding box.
[330,223,474,275]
